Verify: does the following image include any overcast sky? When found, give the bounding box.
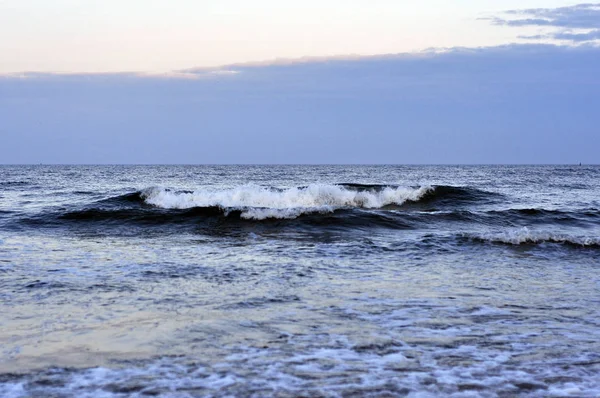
[1,2,599,164]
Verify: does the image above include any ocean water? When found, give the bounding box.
[1,165,599,397]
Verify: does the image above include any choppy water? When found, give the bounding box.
[1,165,599,397]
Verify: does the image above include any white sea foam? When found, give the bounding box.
[5,336,599,398]
[467,227,600,247]
[4,295,600,397]
[140,184,431,219]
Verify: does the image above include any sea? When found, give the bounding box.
[1,165,599,397]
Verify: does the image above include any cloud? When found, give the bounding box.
[0,70,240,81]
[553,29,600,41]
[488,3,600,44]
[0,44,599,164]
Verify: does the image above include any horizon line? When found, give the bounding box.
[0,163,595,167]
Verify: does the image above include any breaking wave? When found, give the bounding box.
[464,227,600,248]
[10,184,600,243]
[131,184,497,219]
[139,184,431,215]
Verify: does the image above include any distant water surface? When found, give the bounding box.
[1,165,599,397]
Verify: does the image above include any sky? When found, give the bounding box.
[0,0,590,73]
[0,1,599,164]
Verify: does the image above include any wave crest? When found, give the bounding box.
[139,184,433,219]
[465,227,600,248]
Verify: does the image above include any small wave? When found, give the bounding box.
[18,280,134,295]
[484,208,600,227]
[464,227,600,248]
[492,208,599,218]
[0,181,30,187]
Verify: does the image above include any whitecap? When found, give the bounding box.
[140,184,432,219]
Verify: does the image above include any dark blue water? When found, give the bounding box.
[1,165,599,397]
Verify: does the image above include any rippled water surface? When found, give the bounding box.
[1,165,599,397]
